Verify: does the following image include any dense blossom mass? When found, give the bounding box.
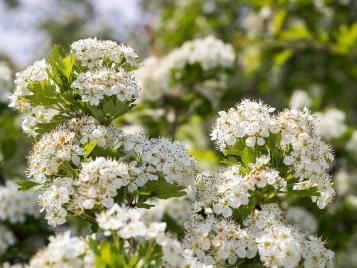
[0,181,39,223]
[211,99,335,209]
[29,121,196,226]
[7,36,337,268]
[27,232,94,268]
[9,38,140,136]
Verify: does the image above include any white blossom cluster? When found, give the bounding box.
[123,134,197,187]
[9,38,140,136]
[0,181,39,224]
[286,206,318,234]
[136,35,235,101]
[211,100,335,208]
[27,116,122,184]
[183,212,257,265]
[289,89,312,109]
[156,236,213,267]
[27,127,84,184]
[70,38,140,107]
[277,108,335,208]
[72,68,138,106]
[195,158,286,218]
[26,114,196,226]
[144,197,193,226]
[0,224,15,255]
[315,108,347,140]
[211,99,276,150]
[9,59,48,113]
[0,61,12,102]
[71,38,138,69]
[243,204,334,268]
[346,130,357,155]
[8,59,59,136]
[96,204,211,267]
[27,231,94,268]
[96,204,166,240]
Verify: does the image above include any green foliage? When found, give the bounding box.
[16,179,43,191]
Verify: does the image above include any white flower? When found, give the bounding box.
[211,99,275,151]
[184,213,257,265]
[71,68,139,106]
[346,130,357,155]
[289,90,312,109]
[27,231,94,268]
[77,157,128,209]
[123,134,197,187]
[27,127,84,183]
[286,207,318,234]
[9,59,48,112]
[71,38,138,69]
[96,204,166,241]
[0,181,39,224]
[136,36,235,102]
[315,108,347,139]
[302,236,335,268]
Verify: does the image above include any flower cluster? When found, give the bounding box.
[315,108,347,140]
[211,100,335,208]
[96,204,166,240]
[123,134,197,187]
[71,67,139,106]
[0,181,39,224]
[27,232,94,268]
[26,113,196,226]
[184,212,257,265]
[144,196,193,226]
[136,35,235,101]
[211,99,275,150]
[71,38,138,69]
[97,204,211,267]
[9,38,140,136]
[195,159,286,218]
[9,59,48,113]
[243,204,334,268]
[286,206,318,234]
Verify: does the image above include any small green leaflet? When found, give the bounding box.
[17,179,42,192]
[84,139,99,159]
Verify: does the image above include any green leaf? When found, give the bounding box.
[288,185,320,197]
[274,49,293,66]
[272,10,286,35]
[17,179,42,192]
[145,178,186,199]
[280,23,311,41]
[62,54,75,79]
[241,147,256,168]
[84,139,99,159]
